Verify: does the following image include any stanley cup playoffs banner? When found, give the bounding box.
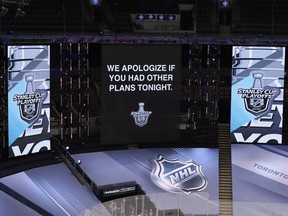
[8,45,50,157]
[101,45,181,145]
[230,46,285,144]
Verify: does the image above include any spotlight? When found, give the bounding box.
[222,0,229,7]
[157,14,164,21]
[65,146,70,150]
[0,6,8,17]
[147,14,154,20]
[168,14,176,21]
[219,0,231,8]
[90,0,102,6]
[77,160,81,165]
[137,14,144,21]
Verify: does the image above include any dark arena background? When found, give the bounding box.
[1,0,288,215]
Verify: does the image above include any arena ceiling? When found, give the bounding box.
[0,0,287,44]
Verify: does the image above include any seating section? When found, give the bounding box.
[1,0,100,35]
[232,0,288,36]
[0,0,218,35]
[2,0,287,36]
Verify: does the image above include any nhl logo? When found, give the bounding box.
[131,102,152,127]
[245,96,269,115]
[151,155,208,194]
[20,102,39,123]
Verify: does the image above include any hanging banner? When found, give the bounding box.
[8,45,50,157]
[230,46,285,144]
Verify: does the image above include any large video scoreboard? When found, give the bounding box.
[230,46,285,144]
[101,45,181,145]
[230,46,288,215]
[8,45,51,157]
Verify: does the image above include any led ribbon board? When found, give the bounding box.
[8,45,50,157]
[230,46,285,144]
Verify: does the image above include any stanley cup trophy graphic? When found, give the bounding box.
[252,73,263,88]
[22,74,38,122]
[131,102,152,127]
[249,73,264,111]
[26,74,34,94]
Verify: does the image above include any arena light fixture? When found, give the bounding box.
[15,7,25,18]
[0,6,8,17]
[89,0,102,6]
[219,0,232,8]
[1,0,30,6]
